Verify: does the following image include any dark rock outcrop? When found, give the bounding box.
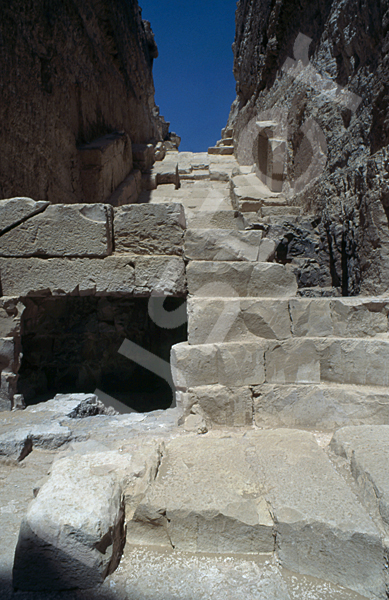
[230,0,389,295]
[0,0,163,204]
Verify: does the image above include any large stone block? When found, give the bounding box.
[0,204,113,258]
[171,342,218,389]
[265,339,320,384]
[289,299,333,337]
[187,261,297,298]
[79,132,133,203]
[108,169,142,207]
[0,257,135,297]
[253,383,389,430]
[0,337,17,372]
[0,197,49,234]
[133,256,186,295]
[185,229,274,262]
[186,210,246,230]
[0,297,25,337]
[115,203,185,256]
[330,298,389,337]
[187,298,291,344]
[186,384,254,427]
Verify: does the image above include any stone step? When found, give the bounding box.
[187,297,389,344]
[230,173,286,212]
[186,210,246,230]
[184,229,275,262]
[171,337,389,390]
[208,146,234,155]
[178,382,389,431]
[127,430,386,599]
[260,205,302,218]
[216,137,233,146]
[187,261,298,297]
[221,126,234,138]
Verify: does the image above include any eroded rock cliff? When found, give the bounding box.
[0,0,163,204]
[230,0,389,295]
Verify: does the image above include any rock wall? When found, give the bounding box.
[0,0,163,204]
[229,0,389,295]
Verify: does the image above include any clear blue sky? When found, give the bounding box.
[140,0,237,152]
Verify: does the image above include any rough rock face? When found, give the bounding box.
[0,0,163,204]
[229,0,389,295]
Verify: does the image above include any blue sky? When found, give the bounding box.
[140,0,237,152]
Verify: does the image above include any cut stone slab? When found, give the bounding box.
[186,210,246,230]
[187,297,292,344]
[330,297,389,338]
[0,256,186,297]
[115,203,185,256]
[152,159,179,187]
[185,229,275,262]
[208,146,234,155]
[132,143,155,171]
[330,425,389,526]
[108,169,141,206]
[0,204,113,258]
[184,384,254,427]
[253,383,389,431]
[12,447,154,591]
[265,339,321,384]
[127,434,275,553]
[187,261,297,298]
[171,341,266,390]
[0,197,50,234]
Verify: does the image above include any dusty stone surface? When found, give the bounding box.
[0,255,186,297]
[0,198,50,234]
[0,0,165,204]
[185,229,275,262]
[0,297,25,338]
[187,261,298,297]
[114,203,186,256]
[0,204,113,258]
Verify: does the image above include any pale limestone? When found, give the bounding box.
[253,383,389,430]
[185,384,254,427]
[186,210,246,230]
[330,298,389,337]
[265,339,320,384]
[115,203,185,256]
[0,204,113,258]
[171,342,218,389]
[108,169,141,206]
[133,256,186,295]
[187,261,297,297]
[0,197,50,234]
[330,425,389,526]
[128,434,275,554]
[184,229,265,261]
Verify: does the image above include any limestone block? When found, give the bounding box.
[253,383,389,430]
[0,257,135,297]
[330,425,389,526]
[0,204,113,258]
[128,434,275,553]
[209,162,237,181]
[0,197,50,234]
[0,422,71,460]
[132,143,155,171]
[190,152,210,170]
[171,342,218,389]
[152,159,179,187]
[115,203,185,256]
[185,229,266,261]
[319,339,389,386]
[133,256,186,295]
[0,297,25,337]
[187,262,297,298]
[108,169,142,206]
[0,372,17,411]
[289,299,333,337]
[0,337,17,372]
[217,342,265,386]
[13,451,129,590]
[187,298,291,344]
[79,132,133,203]
[185,384,253,427]
[256,429,385,599]
[186,210,246,230]
[265,339,320,384]
[330,298,389,337]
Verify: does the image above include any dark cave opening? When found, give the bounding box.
[17,295,187,412]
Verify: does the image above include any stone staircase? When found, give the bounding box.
[4,142,389,600]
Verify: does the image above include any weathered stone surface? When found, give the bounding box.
[13,451,128,590]
[108,169,142,207]
[187,261,297,297]
[330,298,389,338]
[289,298,333,337]
[0,297,24,338]
[79,132,133,204]
[185,384,254,427]
[0,1,164,204]
[152,158,179,187]
[208,146,234,155]
[132,143,155,172]
[330,425,389,526]
[128,434,275,553]
[171,341,266,390]
[187,298,291,344]
[0,197,49,234]
[0,204,113,258]
[0,257,135,297]
[115,203,185,256]
[185,229,274,262]
[253,384,389,431]
[186,210,246,230]
[133,256,186,295]
[265,339,320,384]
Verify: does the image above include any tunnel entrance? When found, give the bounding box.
[17,296,187,412]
